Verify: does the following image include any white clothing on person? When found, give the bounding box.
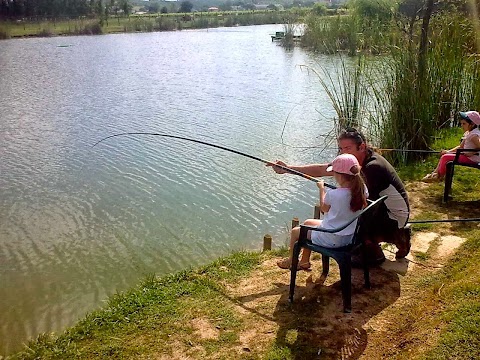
[462,128,480,163]
[310,187,365,248]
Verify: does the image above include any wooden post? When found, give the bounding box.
[314,203,321,219]
[292,217,299,229]
[263,234,272,251]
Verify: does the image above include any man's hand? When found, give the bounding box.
[266,160,289,174]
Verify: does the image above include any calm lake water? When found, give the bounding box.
[0,25,341,355]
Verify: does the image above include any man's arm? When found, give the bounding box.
[266,160,331,177]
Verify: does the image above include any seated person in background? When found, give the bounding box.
[422,111,480,182]
[268,127,411,266]
[277,154,368,270]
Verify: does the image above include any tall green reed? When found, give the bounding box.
[302,15,359,55]
[303,55,368,148]
[304,10,479,164]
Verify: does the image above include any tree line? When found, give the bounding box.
[0,0,131,19]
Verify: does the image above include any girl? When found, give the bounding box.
[277,153,368,270]
[422,111,480,182]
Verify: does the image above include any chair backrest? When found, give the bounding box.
[310,195,388,234]
[351,195,388,245]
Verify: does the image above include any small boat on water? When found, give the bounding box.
[270,31,302,42]
[271,31,285,41]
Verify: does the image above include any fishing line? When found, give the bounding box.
[376,148,442,154]
[408,218,480,224]
[382,248,444,269]
[92,132,336,189]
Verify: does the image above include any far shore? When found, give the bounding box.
[0,10,301,40]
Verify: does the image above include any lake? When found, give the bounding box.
[0,24,341,355]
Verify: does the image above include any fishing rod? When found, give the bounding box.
[92,133,480,224]
[92,132,336,189]
[376,148,442,154]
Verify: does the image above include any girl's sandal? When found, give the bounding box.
[422,172,443,183]
[277,258,312,271]
[277,258,291,269]
[298,262,312,271]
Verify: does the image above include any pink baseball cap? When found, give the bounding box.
[460,111,480,125]
[326,153,360,175]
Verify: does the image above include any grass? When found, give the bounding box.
[395,126,464,181]
[9,250,270,360]
[400,230,480,360]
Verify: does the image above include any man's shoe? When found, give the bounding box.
[351,254,386,268]
[395,225,411,259]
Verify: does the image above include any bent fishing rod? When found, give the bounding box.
[92,132,336,189]
[93,133,480,224]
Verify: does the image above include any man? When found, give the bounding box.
[268,127,411,265]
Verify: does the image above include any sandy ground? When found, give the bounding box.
[181,182,475,359]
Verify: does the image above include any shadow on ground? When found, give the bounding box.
[236,266,400,360]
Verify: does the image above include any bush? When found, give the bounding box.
[155,17,176,31]
[38,28,53,37]
[0,27,10,39]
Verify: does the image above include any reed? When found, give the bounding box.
[375,12,479,163]
[302,55,368,150]
[281,22,297,49]
[302,15,359,55]
[305,8,479,163]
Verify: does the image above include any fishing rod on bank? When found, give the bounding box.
[92,132,336,189]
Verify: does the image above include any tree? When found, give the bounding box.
[121,0,131,16]
[350,0,396,24]
[220,1,233,11]
[160,6,168,14]
[96,0,103,17]
[178,1,193,13]
[312,3,327,16]
[148,2,160,13]
[396,0,424,42]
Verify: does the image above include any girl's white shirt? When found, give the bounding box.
[320,187,367,236]
[462,128,480,163]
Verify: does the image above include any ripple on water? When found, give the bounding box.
[0,26,340,355]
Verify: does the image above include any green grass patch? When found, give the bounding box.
[396,127,464,182]
[411,232,480,360]
[9,250,265,360]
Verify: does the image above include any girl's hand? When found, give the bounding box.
[316,180,324,190]
[440,149,448,156]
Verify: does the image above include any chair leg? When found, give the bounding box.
[288,242,301,303]
[363,259,371,290]
[361,244,371,289]
[322,254,330,276]
[339,257,352,313]
[443,162,454,203]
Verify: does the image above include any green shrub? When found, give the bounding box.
[0,27,10,39]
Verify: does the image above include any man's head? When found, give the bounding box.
[337,127,368,164]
